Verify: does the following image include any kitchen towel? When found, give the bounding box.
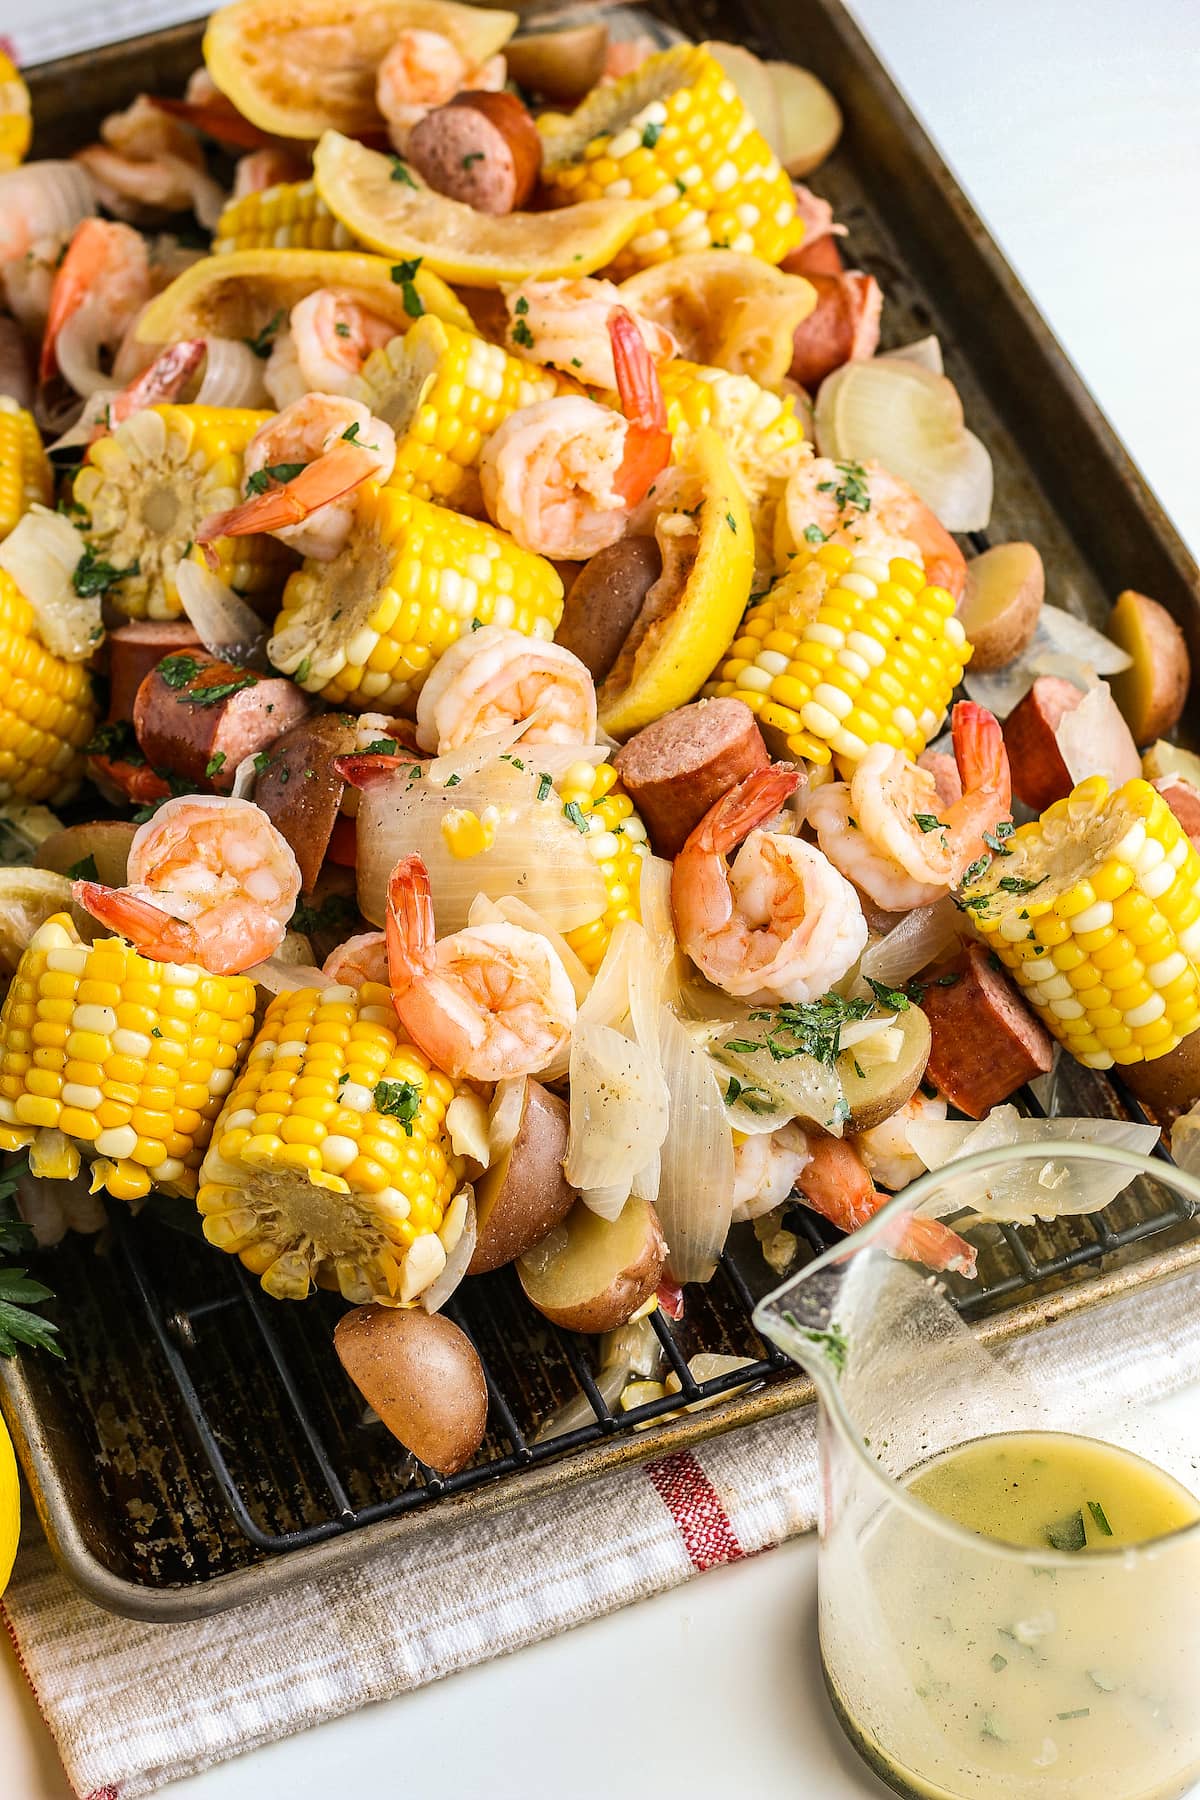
[5,1265,1200,1800]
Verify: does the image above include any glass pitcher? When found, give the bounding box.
[754,1141,1200,1800]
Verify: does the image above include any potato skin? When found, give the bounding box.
[469,1080,577,1275]
[1119,1027,1200,1119]
[1108,589,1191,744]
[333,1305,488,1476]
[959,542,1044,672]
[518,1198,666,1336]
[836,1004,931,1132]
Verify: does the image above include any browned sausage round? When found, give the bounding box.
[406,90,542,215]
[1002,675,1082,814]
[613,697,771,858]
[789,270,882,391]
[555,536,661,685]
[253,713,364,892]
[782,235,844,278]
[133,650,311,792]
[921,943,1054,1119]
[106,620,203,723]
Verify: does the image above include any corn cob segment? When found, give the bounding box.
[268,482,563,712]
[0,399,53,542]
[557,759,648,972]
[0,915,257,1198]
[213,179,358,254]
[355,315,558,512]
[708,542,970,768]
[0,570,95,803]
[197,980,466,1303]
[540,43,803,276]
[72,405,292,620]
[963,776,1200,1070]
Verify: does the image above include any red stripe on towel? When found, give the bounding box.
[645,1451,744,1572]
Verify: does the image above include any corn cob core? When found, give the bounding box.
[268,481,563,712]
[558,759,648,972]
[963,776,1200,1070]
[198,980,465,1303]
[213,179,358,254]
[72,405,291,620]
[0,571,95,803]
[708,542,970,768]
[541,43,802,276]
[0,400,53,542]
[0,915,256,1199]
[355,315,558,514]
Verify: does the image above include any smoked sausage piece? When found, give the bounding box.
[406,91,542,215]
[555,536,661,685]
[1001,675,1082,814]
[253,713,363,892]
[106,620,202,723]
[133,650,311,792]
[788,270,881,391]
[920,943,1054,1119]
[613,698,771,858]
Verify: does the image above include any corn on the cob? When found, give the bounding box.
[963,775,1200,1070]
[268,482,563,711]
[708,542,970,768]
[557,759,648,972]
[197,979,466,1302]
[0,914,257,1198]
[0,399,53,542]
[355,315,558,513]
[0,51,31,172]
[72,406,291,620]
[0,570,95,803]
[540,44,802,277]
[213,179,359,254]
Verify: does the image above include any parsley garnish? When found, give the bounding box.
[913,813,941,834]
[983,823,1014,856]
[334,320,350,338]
[1046,1509,1086,1553]
[674,176,687,194]
[1087,1499,1113,1536]
[389,157,417,186]
[511,317,535,350]
[781,1311,848,1375]
[723,1074,774,1113]
[157,654,203,690]
[803,524,828,544]
[373,1077,422,1134]
[390,258,425,318]
[536,772,553,802]
[245,461,306,496]
[73,546,139,598]
[243,309,284,358]
[158,654,257,707]
[563,800,588,833]
[206,752,227,777]
[151,1025,162,1037]
[723,991,875,1067]
[961,854,990,886]
[85,719,143,763]
[865,977,910,1012]
[65,853,99,882]
[641,120,662,148]
[462,150,485,169]
[252,750,272,775]
[725,511,738,532]
[1057,1708,1090,1721]
[363,738,398,755]
[998,875,1046,895]
[294,656,312,684]
[470,616,484,630]
[817,460,871,517]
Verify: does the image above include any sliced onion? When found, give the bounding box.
[231,753,260,800]
[1055,681,1141,789]
[446,1092,490,1166]
[245,956,333,994]
[355,757,607,938]
[1040,604,1132,673]
[656,1004,735,1284]
[427,716,536,787]
[880,335,944,375]
[195,337,269,408]
[815,357,993,531]
[566,1019,669,1216]
[176,559,269,668]
[0,323,34,412]
[488,1075,528,1163]
[905,1108,1160,1224]
[532,1315,665,1443]
[964,604,1130,716]
[713,1029,846,1134]
[420,1186,476,1313]
[0,505,97,660]
[54,301,112,400]
[858,896,960,989]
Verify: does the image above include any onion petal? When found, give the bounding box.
[657,1004,735,1284]
[906,1108,1159,1223]
[1055,681,1141,789]
[420,1186,476,1313]
[0,505,96,660]
[857,897,960,989]
[176,558,270,668]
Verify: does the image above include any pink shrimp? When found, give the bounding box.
[385,855,576,1082]
[322,930,388,989]
[90,337,205,438]
[375,29,505,151]
[779,456,966,601]
[671,765,868,1003]
[798,1132,977,1276]
[73,795,301,976]
[39,217,150,387]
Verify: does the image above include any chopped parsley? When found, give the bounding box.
[205,752,227,777]
[983,822,1014,855]
[389,258,425,318]
[1057,1708,1090,1721]
[990,1653,1008,1673]
[363,738,399,755]
[389,156,417,186]
[781,1312,848,1375]
[72,545,139,598]
[444,772,461,787]
[563,800,588,834]
[640,120,662,148]
[85,719,143,764]
[865,976,910,1012]
[1046,1509,1086,1553]
[1087,1499,1113,1536]
[536,772,553,802]
[151,1025,163,1037]
[334,320,350,338]
[723,1074,774,1113]
[243,309,284,358]
[674,176,687,194]
[470,616,484,630]
[64,852,100,882]
[803,523,829,544]
[245,461,307,496]
[514,296,529,315]
[961,854,991,886]
[815,459,871,517]
[157,654,203,689]
[294,656,312,684]
[252,750,272,774]
[913,812,941,834]
[462,150,485,169]
[158,654,257,707]
[725,511,738,532]
[905,971,960,1004]
[373,1077,422,1134]
[511,317,535,350]
[722,991,876,1067]
[998,875,1046,895]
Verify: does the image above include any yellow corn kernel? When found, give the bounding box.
[0,399,52,540]
[0,569,95,804]
[213,180,358,254]
[556,759,649,972]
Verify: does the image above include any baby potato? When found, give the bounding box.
[1119,1030,1200,1120]
[1108,589,1192,743]
[334,1305,488,1476]
[959,542,1044,672]
[518,1196,666,1336]
[469,1079,577,1275]
[505,24,608,105]
[35,819,136,888]
[836,1003,931,1132]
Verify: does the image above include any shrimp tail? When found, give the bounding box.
[888,1212,979,1278]
[106,338,205,432]
[197,441,379,545]
[608,306,672,506]
[385,854,437,997]
[951,700,1011,812]
[798,1135,978,1278]
[333,752,413,792]
[687,764,802,858]
[72,881,201,964]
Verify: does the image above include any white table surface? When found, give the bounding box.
[3,2,1200,1795]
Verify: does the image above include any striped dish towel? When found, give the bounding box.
[5,1268,1200,1800]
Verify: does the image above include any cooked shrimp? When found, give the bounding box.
[854,1093,948,1193]
[386,855,576,1081]
[323,930,389,989]
[807,701,1011,911]
[480,307,673,559]
[797,1130,976,1275]
[731,1122,811,1223]
[75,96,226,230]
[376,29,505,152]
[98,337,205,434]
[264,288,396,409]
[415,625,596,754]
[672,765,868,1003]
[39,218,150,394]
[504,277,679,390]
[780,456,966,600]
[232,148,311,200]
[73,795,302,976]
[197,392,396,562]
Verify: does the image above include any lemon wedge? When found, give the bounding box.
[0,1416,17,1595]
[314,131,655,286]
[0,868,91,972]
[0,50,31,172]
[135,247,473,347]
[598,429,754,740]
[204,0,517,139]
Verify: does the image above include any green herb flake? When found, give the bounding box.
[151,1026,163,1038]
[333,320,351,338]
[157,654,203,690]
[252,750,272,775]
[85,718,144,763]
[206,752,227,777]
[990,1653,1008,1673]
[73,545,139,598]
[245,460,306,497]
[563,800,589,834]
[64,852,100,882]
[243,308,284,358]
[913,812,942,834]
[674,176,687,194]
[1087,1499,1113,1536]
[962,855,991,886]
[979,1714,1008,1745]
[999,875,1047,895]
[511,317,535,350]
[388,157,417,186]
[1046,1509,1087,1553]
[722,991,874,1069]
[462,150,485,169]
[865,976,910,1012]
[470,616,484,631]
[536,772,553,802]
[372,1077,422,1135]
[389,257,425,317]
[1057,1708,1090,1721]
[444,771,461,787]
[514,296,529,315]
[852,1058,865,1079]
[641,121,662,148]
[803,524,829,544]
[725,511,738,532]
[983,825,1014,856]
[294,656,312,684]
[781,1312,848,1375]
[363,738,398,755]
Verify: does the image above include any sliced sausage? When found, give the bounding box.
[254,713,362,892]
[106,620,203,723]
[133,650,311,793]
[920,943,1054,1119]
[406,90,542,215]
[782,235,844,278]
[555,536,661,685]
[613,697,771,858]
[1001,675,1082,814]
[789,270,882,391]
